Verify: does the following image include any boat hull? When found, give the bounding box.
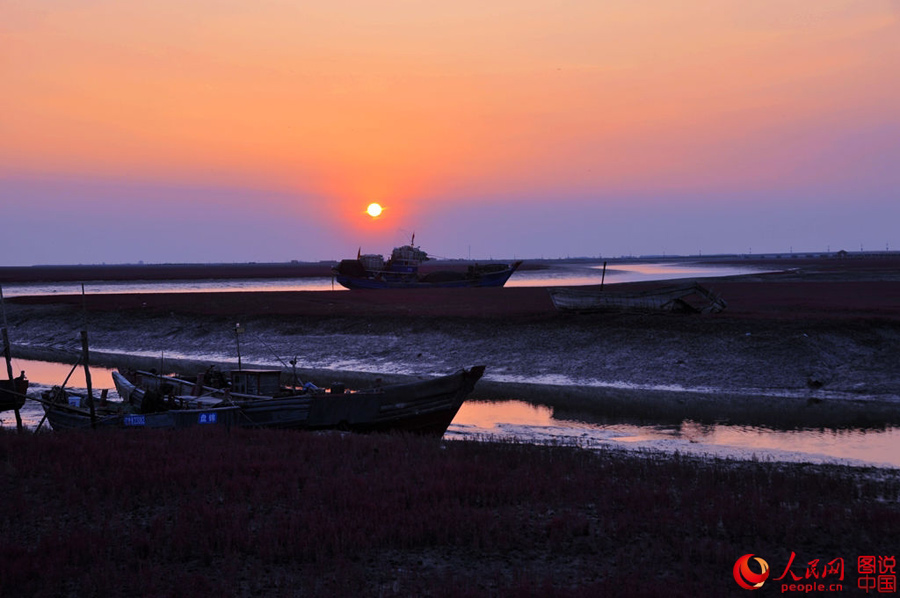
[334,262,522,290]
[548,282,727,314]
[115,366,485,437]
[0,380,26,412]
[41,401,239,431]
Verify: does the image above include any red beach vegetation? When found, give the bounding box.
[1,428,898,597]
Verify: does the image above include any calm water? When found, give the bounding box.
[0,261,769,297]
[447,401,900,469]
[6,358,898,469]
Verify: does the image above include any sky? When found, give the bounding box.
[2,0,898,265]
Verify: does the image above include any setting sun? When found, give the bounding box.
[366,203,383,218]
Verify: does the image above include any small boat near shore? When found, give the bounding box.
[114,365,485,436]
[0,375,27,413]
[38,387,239,431]
[548,282,727,314]
[333,237,522,289]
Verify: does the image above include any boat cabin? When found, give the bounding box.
[359,254,385,272]
[388,244,428,273]
[230,369,282,396]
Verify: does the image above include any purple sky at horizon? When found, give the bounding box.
[2,1,898,265]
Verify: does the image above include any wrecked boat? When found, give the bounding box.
[548,282,727,314]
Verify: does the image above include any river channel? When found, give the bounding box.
[6,357,898,469]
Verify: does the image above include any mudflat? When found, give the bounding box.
[3,257,900,597]
[7,256,900,427]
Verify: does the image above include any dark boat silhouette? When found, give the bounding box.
[112,365,484,437]
[333,237,521,290]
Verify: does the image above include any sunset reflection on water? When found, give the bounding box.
[8,358,117,391]
[1,262,772,297]
[453,400,554,428]
[448,400,900,469]
[6,359,896,469]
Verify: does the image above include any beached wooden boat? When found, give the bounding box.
[548,282,727,314]
[333,238,521,289]
[39,388,239,431]
[114,365,485,436]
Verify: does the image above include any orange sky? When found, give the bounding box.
[1,1,898,263]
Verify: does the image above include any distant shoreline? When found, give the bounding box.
[0,261,337,283]
[8,257,900,321]
[3,253,898,283]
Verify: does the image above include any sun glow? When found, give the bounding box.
[366,203,383,218]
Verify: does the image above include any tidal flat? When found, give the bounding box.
[2,256,900,595]
[7,257,900,443]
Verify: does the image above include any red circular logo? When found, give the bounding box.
[734,554,770,590]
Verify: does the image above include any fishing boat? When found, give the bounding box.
[333,237,522,289]
[548,282,727,314]
[39,387,239,431]
[0,374,27,413]
[114,365,485,436]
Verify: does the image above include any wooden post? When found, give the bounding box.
[80,285,96,428]
[600,261,607,290]
[0,285,24,432]
[81,330,96,427]
[235,323,244,371]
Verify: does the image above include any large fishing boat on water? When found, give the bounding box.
[333,236,522,290]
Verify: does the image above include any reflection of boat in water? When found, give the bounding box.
[333,237,522,289]
[548,282,727,314]
[114,365,485,437]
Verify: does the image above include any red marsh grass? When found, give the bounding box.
[1,428,898,597]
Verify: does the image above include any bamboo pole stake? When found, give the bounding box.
[81,284,96,428]
[235,323,244,371]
